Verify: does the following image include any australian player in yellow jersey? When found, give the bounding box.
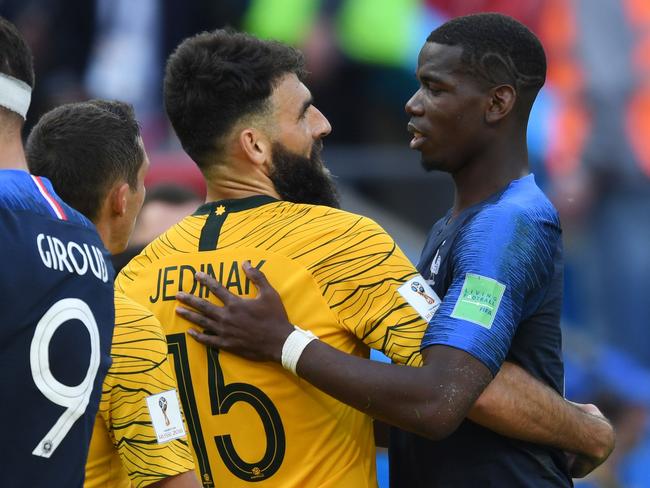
[114,30,613,487]
[118,198,424,487]
[26,100,199,488]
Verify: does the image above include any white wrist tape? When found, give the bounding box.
[281,325,318,375]
[0,72,31,119]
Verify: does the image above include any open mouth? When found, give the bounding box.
[406,122,426,149]
[408,125,427,150]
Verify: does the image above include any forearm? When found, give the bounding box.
[296,342,490,440]
[468,362,613,459]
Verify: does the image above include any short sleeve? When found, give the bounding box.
[100,294,195,487]
[316,217,435,366]
[421,206,560,375]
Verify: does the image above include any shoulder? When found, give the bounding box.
[237,201,399,259]
[463,177,560,246]
[267,201,386,230]
[112,291,166,352]
[450,177,561,277]
[0,171,97,230]
[276,202,395,245]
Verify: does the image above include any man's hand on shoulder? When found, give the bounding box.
[175,262,293,362]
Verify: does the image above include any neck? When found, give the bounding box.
[92,218,118,255]
[0,129,28,172]
[451,132,529,216]
[203,159,280,203]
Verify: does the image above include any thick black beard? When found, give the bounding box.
[270,141,340,208]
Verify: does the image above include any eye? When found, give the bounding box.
[427,84,443,95]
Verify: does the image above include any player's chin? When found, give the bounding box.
[420,155,442,173]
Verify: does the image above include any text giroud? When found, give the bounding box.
[37,233,109,282]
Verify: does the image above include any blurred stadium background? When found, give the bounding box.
[2,0,649,485]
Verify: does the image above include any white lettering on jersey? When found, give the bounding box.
[37,233,108,282]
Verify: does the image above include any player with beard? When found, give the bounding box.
[268,140,339,208]
[118,29,612,487]
[118,29,420,487]
[171,20,616,488]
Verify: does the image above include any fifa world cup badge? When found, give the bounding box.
[398,275,442,321]
[411,281,435,304]
[159,396,171,426]
[146,389,186,443]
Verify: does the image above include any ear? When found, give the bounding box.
[485,84,516,124]
[109,182,130,217]
[238,128,271,167]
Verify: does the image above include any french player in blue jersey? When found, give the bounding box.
[0,17,114,488]
[168,17,616,485]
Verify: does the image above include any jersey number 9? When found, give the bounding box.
[30,298,101,458]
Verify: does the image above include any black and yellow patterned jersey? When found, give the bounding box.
[115,196,429,488]
[84,291,195,488]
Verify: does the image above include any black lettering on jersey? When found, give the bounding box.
[162,266,178,301]
[226,262,242,295]
[149,268,162,303]
[150,260,266,303]
[179,265,198,295]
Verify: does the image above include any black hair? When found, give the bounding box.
[26,99,144,221]
[0,16,34,88]
[164,28,307,170]
[0,16,35,121]
[428,13,546,97]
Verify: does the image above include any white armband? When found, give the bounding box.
[281,325,318,375]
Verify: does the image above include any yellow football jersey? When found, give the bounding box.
[116,196,429,488]
[84,291,195,488]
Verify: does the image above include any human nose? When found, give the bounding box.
[311,106,332,139]
[405,89,424,116]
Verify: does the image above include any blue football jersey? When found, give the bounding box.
[390,174,570,487]
[0,170,114,487]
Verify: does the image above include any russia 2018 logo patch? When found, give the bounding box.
[146,390,187,443]
[398,275,441,322]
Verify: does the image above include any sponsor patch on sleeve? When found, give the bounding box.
[398,275,442,322]
[146,389,187,443]
[451,273,505,329]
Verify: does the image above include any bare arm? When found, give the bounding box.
[469,362,615,477]
[178,272,491,439]
[176,266,613,473]
[297,340,492,440]
[148,470,201,488]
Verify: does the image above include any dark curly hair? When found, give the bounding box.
[164,29,307,170]
[428,13,546,99]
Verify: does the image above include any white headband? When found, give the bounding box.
[0,72,31,119]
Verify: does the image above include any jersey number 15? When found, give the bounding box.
[167,333,286,486]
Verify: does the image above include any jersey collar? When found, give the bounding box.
[193,195,279,216]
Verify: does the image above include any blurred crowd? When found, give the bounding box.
[2,0,649,485]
